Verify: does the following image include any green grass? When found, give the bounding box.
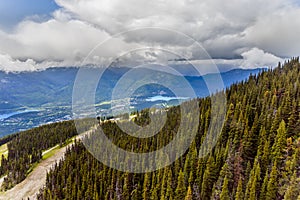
[42,146,60,160]
[28,135,78,172]
[0,143,8,162]
[26,162,39,175]
[27,144,65,174]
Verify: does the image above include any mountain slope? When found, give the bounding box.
[0,67,262,136]
[36,58,300,199]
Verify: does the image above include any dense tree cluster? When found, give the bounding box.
[0,132,19,146]
[34,58,300,199]
[0,120,78,190]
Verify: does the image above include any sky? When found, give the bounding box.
[0,0,300,72]
[0,0,59,29]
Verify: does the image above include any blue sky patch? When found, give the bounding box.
[0,0,59,30]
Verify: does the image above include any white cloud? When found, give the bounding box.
[240,48,283,69]
[0,0,298,71]
[1,15,110,62]
[0,54,37,72]
[245,6,300,57]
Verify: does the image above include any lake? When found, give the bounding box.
[145,95,189,102]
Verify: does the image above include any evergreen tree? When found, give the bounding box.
[272,120,287,161]
[220,176,230,200]
[185,186,193,200]
[245,160,261,200]
[201,156,216,199]
[143,173,151,200]
[175,170,186,200]
[266,163,278,200]
[235,176,243,200]
[283,172,299,200]
[122,175,130,200]
[259,171,268,200]
[165,170,174,200]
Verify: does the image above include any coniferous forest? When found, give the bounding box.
[33,58,300,199]
[0,120,78,190]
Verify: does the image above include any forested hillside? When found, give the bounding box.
[0,120,78,190]
[37,58,300,199]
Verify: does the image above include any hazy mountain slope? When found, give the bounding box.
[0,67,262,136]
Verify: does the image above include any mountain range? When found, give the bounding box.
[0,67,263,136]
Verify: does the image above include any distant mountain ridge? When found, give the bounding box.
[0,66,263,136]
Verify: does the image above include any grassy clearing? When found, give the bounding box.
[0,144,8,162]
[26,162,39,175]
[42,146,60,160]
[28,135,78,173]
[27,145,62,174]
